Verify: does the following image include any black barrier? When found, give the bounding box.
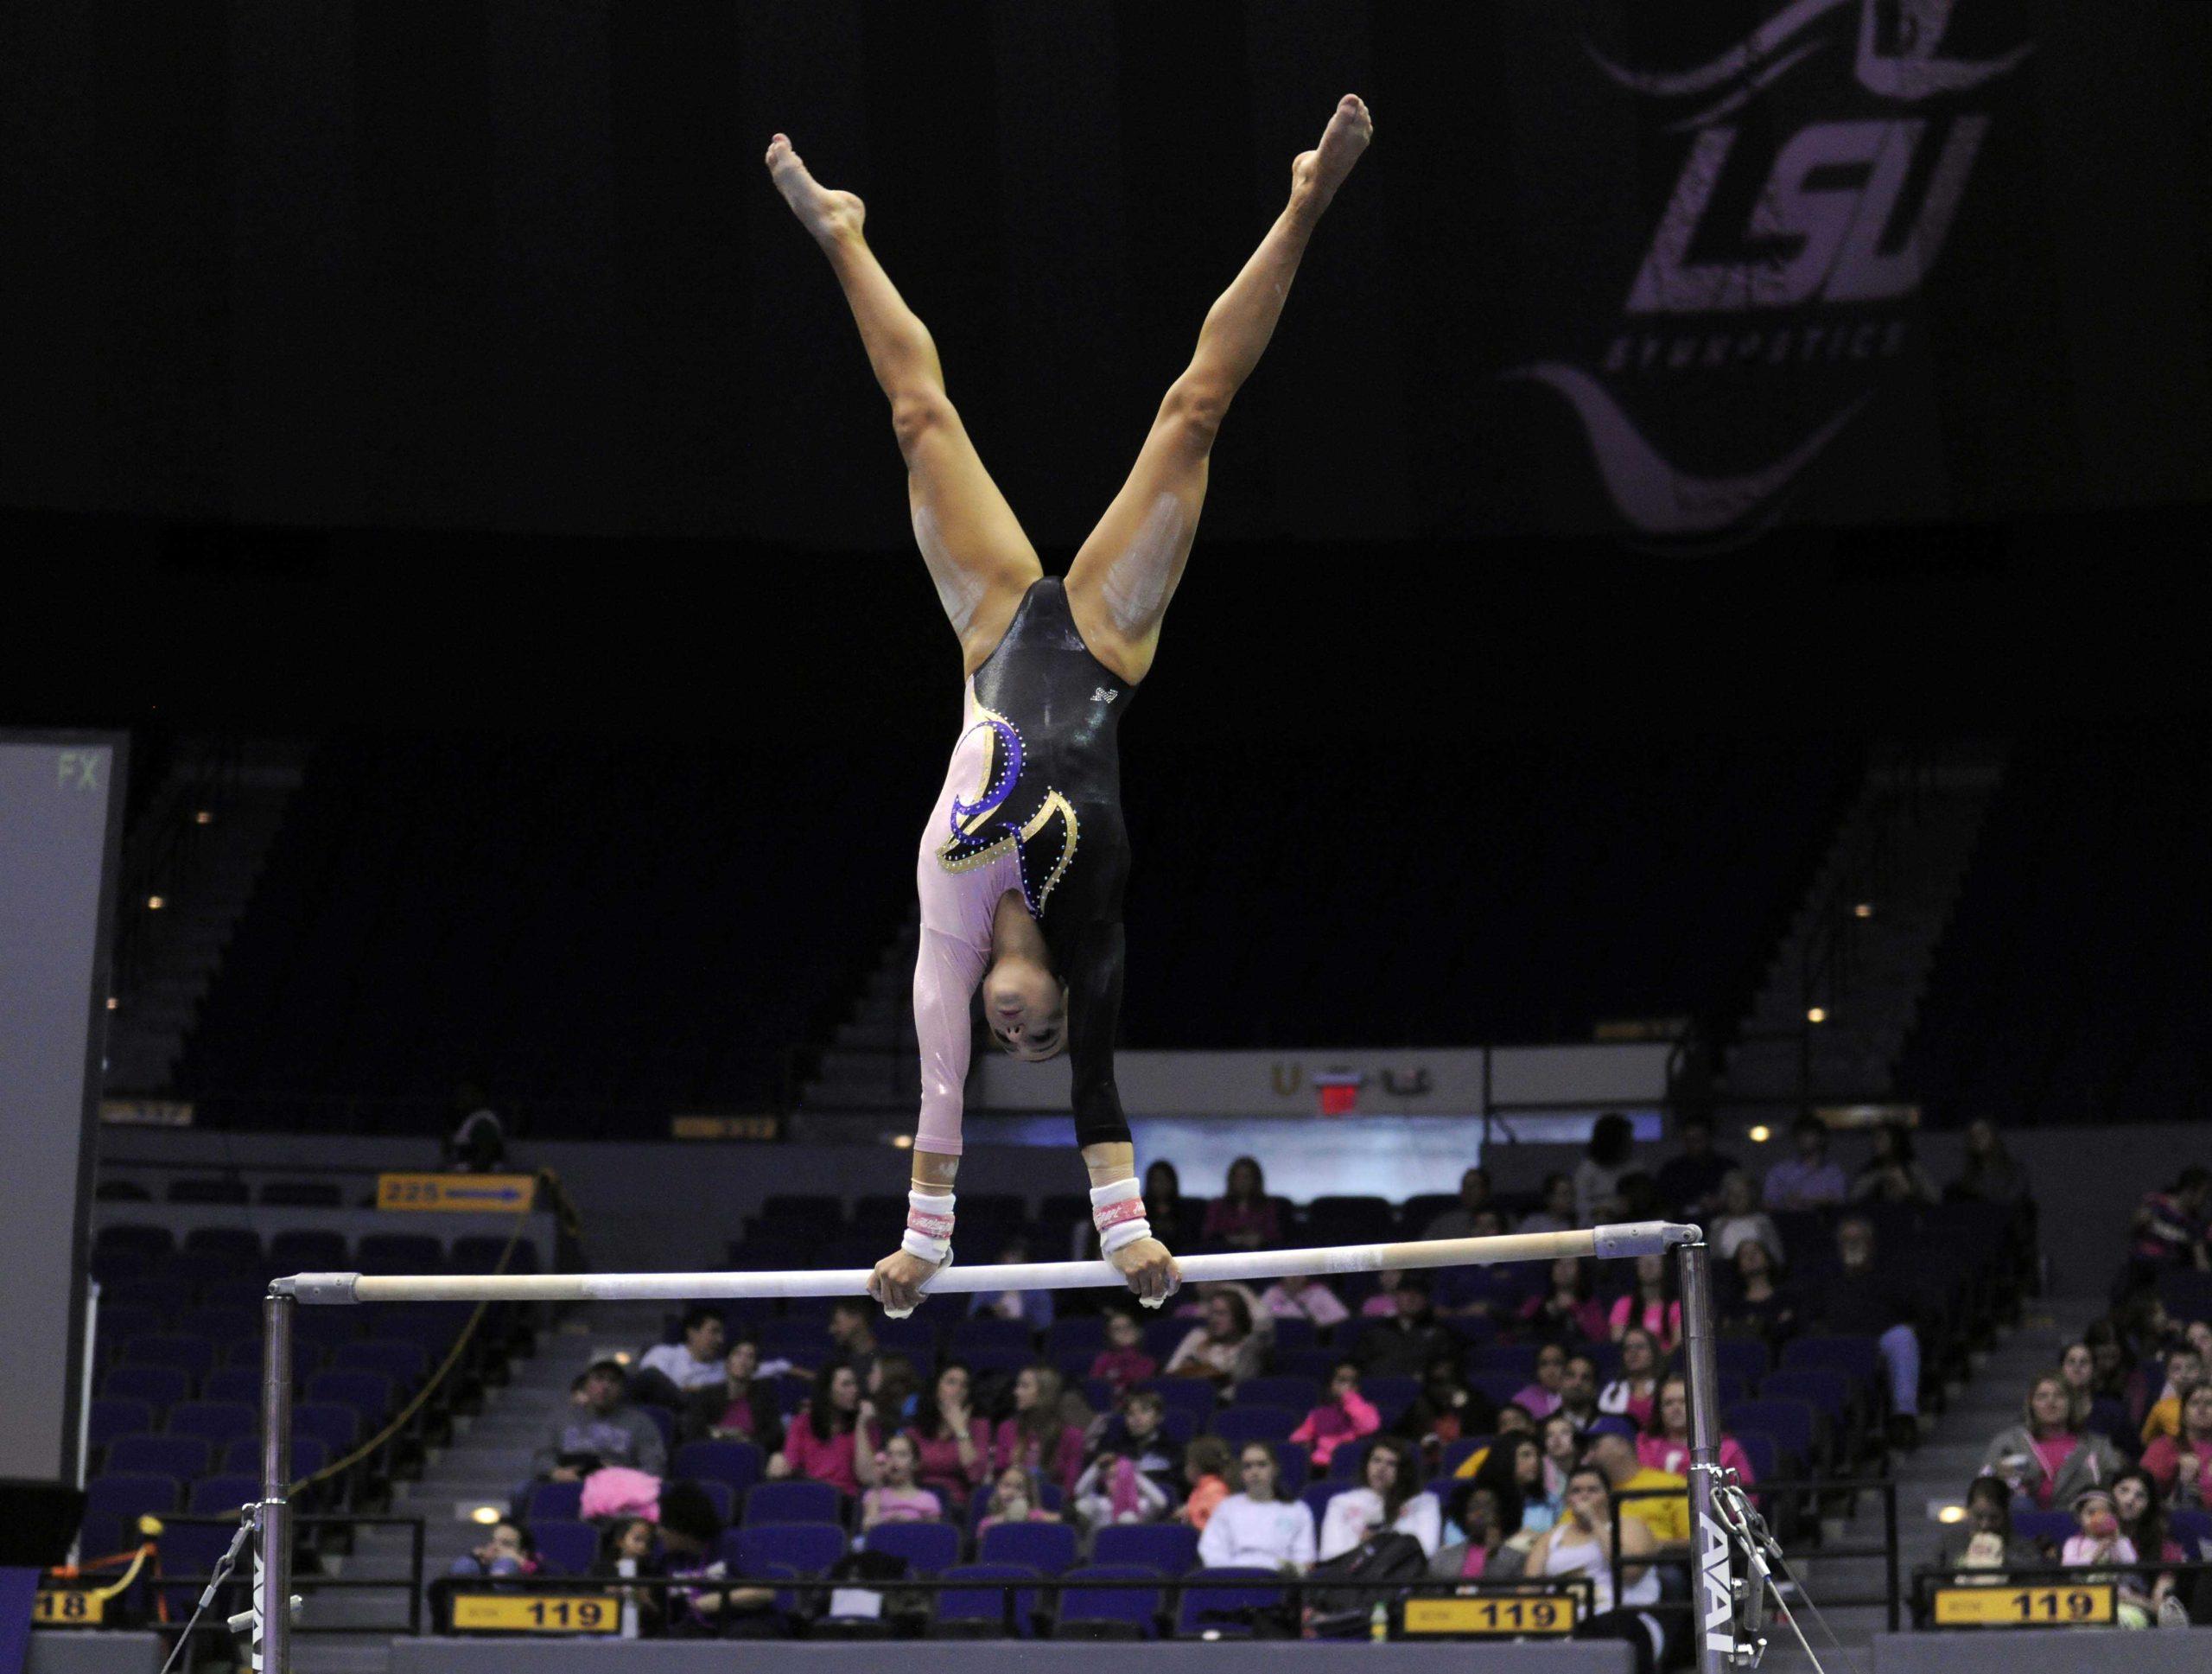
[148,1514,424,1647]
[427,1571,1601,1642]
[1910,1562,2212,1631]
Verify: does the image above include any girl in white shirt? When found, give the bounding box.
[1317,1435,1441,1560]
[1198,1445,1319,1572]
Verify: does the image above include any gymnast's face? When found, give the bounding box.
[984,957,1068,1060]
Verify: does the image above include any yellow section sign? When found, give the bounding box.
[451,1594,620,1633]
[34,1589,106,1627]
[1402,1591,1580,1636]
[377,1174,537,1213]
[1930,1583,2115,1627]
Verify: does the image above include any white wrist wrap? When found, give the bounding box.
[902,1188,955,1265]
[1090,1178,1152,1257]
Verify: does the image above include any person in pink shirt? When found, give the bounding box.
[1521,1257,1608,1344]
[1637,1376,1755,1487]
[977,1465,1063,1537]
[993,1365,1086,1496]
[1607,1253,1683,1353]
[905,1362,991,1513]
[861,1433,944,1528]
[1289,1360,1381,1468]
[1088,1309,1160,1397]
[1514,1344,1569,1419]
[1598,1327,1666,1429]
[2140,1384,2212,1504]
[1201,1156,1281,1251]
[1261,1271,1350,1329]
[1359,1271,1404,1319]
[769,1364,880,1501]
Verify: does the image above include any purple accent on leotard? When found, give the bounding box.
[948,717,1022,839]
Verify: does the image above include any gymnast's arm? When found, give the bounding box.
[1060,918,1180,1305]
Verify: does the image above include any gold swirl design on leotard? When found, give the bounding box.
[932,703,1081,915]
[1020,789,1079,914]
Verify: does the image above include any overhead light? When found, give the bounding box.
[146,895,165,911]
[891,1134,914,1150]
[1806,1007,1827,1024]
[1748,1124,1771,1143]
[469,1505,502,1525]
[194,810,214,825]
[1936,1505,1966,1524]
[1853,902,1872,919]
[106,996,120,1011]
[611,1351,632,1365]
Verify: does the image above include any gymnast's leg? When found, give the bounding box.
[766,135,1040,666]
[1065,95,1372,684]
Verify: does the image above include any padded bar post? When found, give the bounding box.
[285,1222,1698,1305]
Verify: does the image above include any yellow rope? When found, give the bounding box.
[86,1541,155,1603]
[290,1168,562,1493]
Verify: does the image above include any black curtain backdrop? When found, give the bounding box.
[4,0,2208,549]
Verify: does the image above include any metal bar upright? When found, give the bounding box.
[259,1289,295,1673]
[1679,1238,1737,1674]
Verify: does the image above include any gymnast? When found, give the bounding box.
[766,94,1374,1316]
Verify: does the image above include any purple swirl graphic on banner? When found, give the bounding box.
[948,716,1022,838]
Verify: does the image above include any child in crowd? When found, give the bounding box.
[1088,1388,1185,1502]
[1288,1361,1381,1469]
[448,1519,537,1582]
[861,1433,943,1529]
[1073,1445,1172,1527]
[976,1466,1061,1537]
[1179,1436,1235,1531]
[1088,1309,1158,1396]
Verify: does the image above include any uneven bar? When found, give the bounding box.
[273,1221,1698,1306]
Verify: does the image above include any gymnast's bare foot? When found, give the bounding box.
[1292,94,1373,220]
[766,133,866,245]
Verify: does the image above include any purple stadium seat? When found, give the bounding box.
[80,1474,181,1556]
[977,1520,1077,1575]
[97,1225,175,1261]
[1212,1405,1300,1448]
[2009,1508,2072,1550]
[89,1399,154,1451]
[1472,1343,1538,1382]
[1057,1564,1163,1638]
[951,1318,1036,1354]
[330,1340,429,1385]
[1236,1377,1318,1412]
[1471,1372,1524,1409]
[929,1563,1040,1638]
[1778,1335,1881,1390]
[525,1480,583,1522]
[153,1521,244,1615]
[101,1364,192,1410]
[1092,1523,1198,1575]
[865,1519,960,1575]
[306,1369,393,1416]
[1046,1318,1106,1359]
[268,1231,349,1273]
[290,1403,361,1456]
[225,1435,327,1478]
[1439,1435,1491,1479]
[1175,1567,1285,1638]
[355,1233,442,1273]
[1268,1317,1319,1352]
[188,1474,263,1518]
[671,1440,764,1499]
[532,1518,599,1575]
[167,1402,258,1447]
[128,1337,219,1380]
[1724,1401,1815,1473]
[1301,1482,1345,1531]
[1359,1377,1420,1427]
[105,1435,210,1480]
[1136,1378,1216,1429]
[745,1480,842,1526]
[729,1522,847,1577]
[1714,1336,1770,1384]
[1270,1441,1313,1486]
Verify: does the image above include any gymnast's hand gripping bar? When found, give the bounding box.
[269,1220,1699,1305]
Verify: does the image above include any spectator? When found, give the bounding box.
[530,1360,669,1483]
[592,1517,662,1639]
[1202,1155,1281,1251]
[906,1361,990,1512]
[821,1300,879,1389]
[769,1363,880,1499]
[2140,1344,2203,1447]
[1142,1160,1191,1252]
[1073,1442,1171,1528]
[2131,1167,2211,1274]
[1981,1372,2126,1511]
[993,1365,1084,1495]
[2059,1339,2130,1447]
[1088,1309,1159,1396]
[2085,1318,2133,1400]
[1607,1254,1683,1353]
[654,1480,774,1638]
[2116,1291,2185,1394]
[1467,1432,1546,1538]
[1431,1482,1525,1582]
[2108,1469,2193,1627]
[1599,1327,1666,1428]
[1513,1344,1569,1420]
[1763,1116,1847,1210]
[1637,1376,1756,1488]
[1556,1353,1603,1434]
[1525,1464,1666,1674]
[635,1308,729,1404]
[976,1465,1061,1537]
[1421,1168,1495,1241]
[680,1334,783,1446]
[1949,1117,2030,1205]
[967,1240,1054,1328]
[1357,1275,1461,1379]
[1849,1123,1936,1206]
[1584,1420,1688,1551]
[868,1352,920,1429]
[1516,1174,1578,1237]
[1395,1353,1499,1464]
[1435,1210,1529,1320]
[1289,1361,1382,1470]
[2141,1384,2212,1504]
[1719,1239,1798,1350]
[1709,1172,1786,1267]
[1089,1387,1185,1501]
[861,1433,943,1529]
[1931,1477,2045,1577]
[1198,1444,1316,1571]
[1654,1114,1738,1219]
[448,1518,537,1582]
[1802,1216,1920,1448]
[1260,1270,1351,1329]
[1178,1436,1235,1530]
[1524,1411,1580,1531]
[1574,1113,1637,1226]
[1520,1257,1608,1345]
[1165,1289,1265,1391]
[1613,1171,1662,1224]
[1358,1270,1404,1319]
[1318,1434,1442,1560]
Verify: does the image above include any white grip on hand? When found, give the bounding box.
[1090,1177,1153,1257]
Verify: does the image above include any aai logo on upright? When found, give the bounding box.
[1505,0,2033,539]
